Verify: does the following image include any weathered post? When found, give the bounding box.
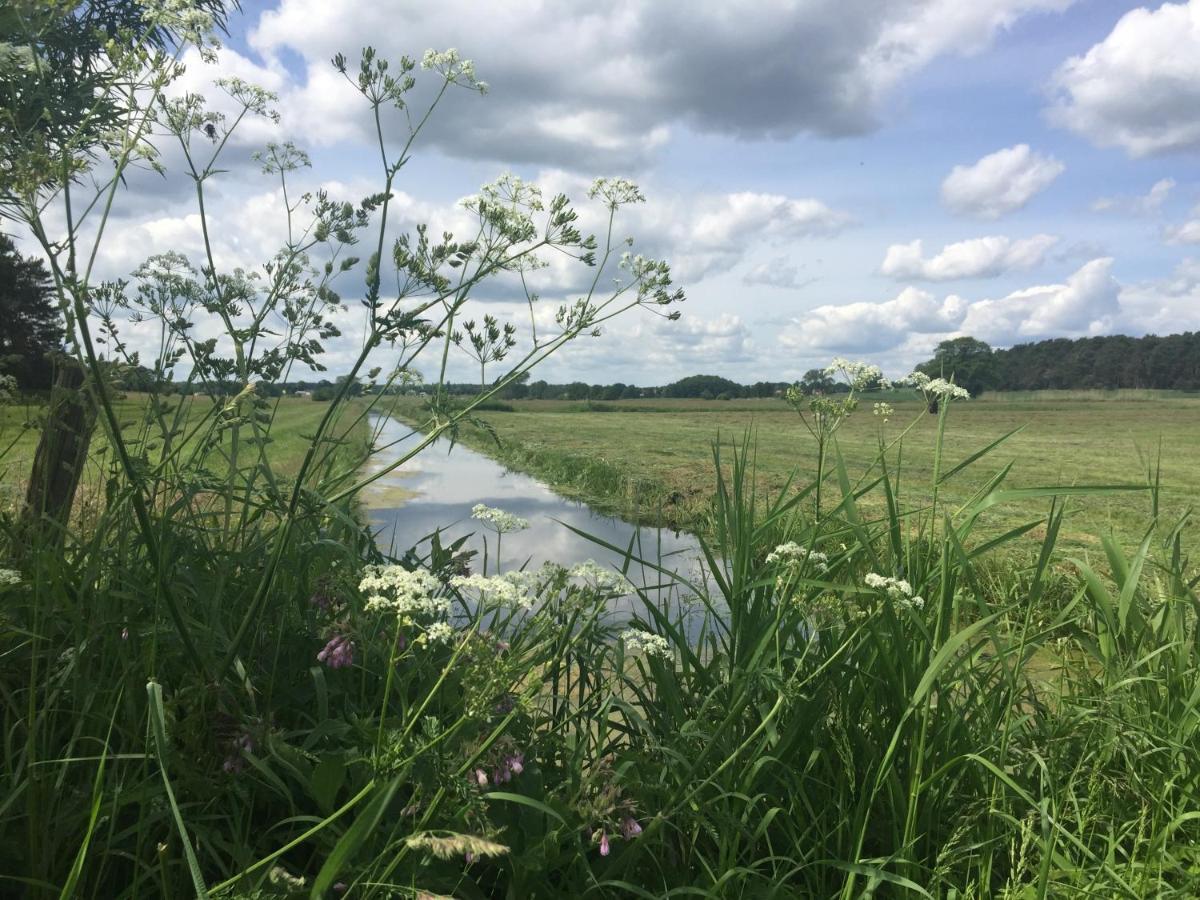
[20,359,97,543]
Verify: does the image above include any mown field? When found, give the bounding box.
[393,392,1200,551]
[0,394,369,510]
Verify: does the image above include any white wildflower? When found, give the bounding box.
[873,401,894,422]
[589,177,645,209]
[450,573,535,610]
[360,565,448,620]
[569,560,634,595]
[824,358,883,391]
[621,628,671,659]
[0,568,21,587]
[865,573,923,609]
[424,621,456,644]
[764,542,828,573]
[471,504,529,534]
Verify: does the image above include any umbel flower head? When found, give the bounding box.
[865,573,924,610]
[471,503,529,533]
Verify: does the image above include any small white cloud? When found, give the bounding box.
[742,256,818,290]
[1092,178,1175,214]
[941,144,1065,219]
[1048,0,1200,157]
[1164,218,1200,245]
[880,234,1058,281]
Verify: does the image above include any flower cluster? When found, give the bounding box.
[450,572,537,610]
[906,371,970,401]
[360,565,447,620]
[826,357,887,391]
[471,503,530,533]
[570,560,634,595]
[765,542,829,573]
[621,628,671,659]
[865,573,924,610]
[873,401,894,422]
[420,48,488,92]
[0,568,21,587]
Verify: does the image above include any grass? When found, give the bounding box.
[395,392,1200,551]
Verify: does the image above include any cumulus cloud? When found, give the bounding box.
[1092,178,1175,214]
[959,258,1120,343]
[1164,216,1200,245]
[245,0,1076,169]
[779,287,967,353]
[742,256,818,290]
[941,144,1065,219]
[880,233,1058,281]
[1117,257,1200,333]
[776,259,1121,355]
[1048,0,1200,157]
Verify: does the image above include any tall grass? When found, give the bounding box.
[3,381,1198,897]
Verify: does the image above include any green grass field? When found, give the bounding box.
[399,392,1200,551]
[0,394,369,510]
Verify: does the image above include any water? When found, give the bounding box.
[362,417,703,592]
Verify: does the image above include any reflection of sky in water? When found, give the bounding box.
[363,418,703,607]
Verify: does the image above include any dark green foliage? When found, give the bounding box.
[0,234,62,389]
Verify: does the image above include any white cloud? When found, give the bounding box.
[960,258,1119,343]
[742,256,818,290]
[1092,178,1175,214]
[940,144,1065,219]
[776,258,1120,355]
[880,233,1058,280]
[1049,0,1200,157]
[245,0,1076,168]
[1164,217,1200,245]
[1117,257,1200,333]
[779,287,967,352]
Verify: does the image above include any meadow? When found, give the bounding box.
[413,392,1200,552]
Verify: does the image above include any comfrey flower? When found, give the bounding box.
[317,634,354,669]
[621,816,643,839]
[621,628,671,659]
[865,573,924,610]
[570,560,634,595]
[471,503,529,534]
[0,568,21,587]
[765,542,829,573]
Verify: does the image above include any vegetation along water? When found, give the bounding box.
[1,4,1199,899]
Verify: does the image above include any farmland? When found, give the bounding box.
[392,391,1200,551]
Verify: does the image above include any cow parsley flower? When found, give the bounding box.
[825,357,883,391]
[569,560,634,595]
[424,621,456,645]
[873,401,894,422]
[865,573,924,610]
[621,628,671,659]
[765,542,828,573]
[471,504,529,533]
[450,573,536,610]
[0,568,21,587]
[360,565,448,620]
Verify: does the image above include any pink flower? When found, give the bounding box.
[474,768,489,788]
[621,816,642,839]
[317,634,354,669]
[599,831,610,857]
[507,752,524,776]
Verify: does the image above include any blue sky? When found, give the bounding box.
[69,0,1200,384]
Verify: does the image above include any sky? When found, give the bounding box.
[28,0,1200,385]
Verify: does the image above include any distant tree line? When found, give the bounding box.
[916,334,1200,395]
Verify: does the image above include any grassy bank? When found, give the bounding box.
[389,392,1200,550]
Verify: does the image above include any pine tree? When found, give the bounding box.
[0,234,62,390]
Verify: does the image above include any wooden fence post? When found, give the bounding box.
[20,360,97,543]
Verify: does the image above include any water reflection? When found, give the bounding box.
[363,418,703,600]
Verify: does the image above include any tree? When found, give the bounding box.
[799,368,835,395]
[918,337,997,396]
[0,235,62,389]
